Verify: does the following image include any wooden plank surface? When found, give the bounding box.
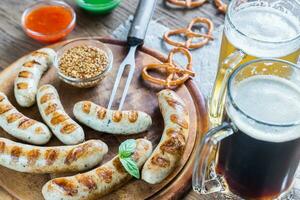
[0,0,225,199]
[0,0,225,70]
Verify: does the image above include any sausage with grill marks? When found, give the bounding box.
[0,92,51,145]
[42,138,152,200]
[142,89,189,184]
[14,48,56,107]
[37,85,85,145]
[73,101,152,135]
[0,137,108,173]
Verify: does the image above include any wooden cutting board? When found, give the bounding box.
[0,38,208,200]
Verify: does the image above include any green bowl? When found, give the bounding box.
[76,0,121,14]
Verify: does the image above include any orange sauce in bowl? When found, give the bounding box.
[23,4,75,43]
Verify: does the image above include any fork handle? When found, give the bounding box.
[127,0,158,46]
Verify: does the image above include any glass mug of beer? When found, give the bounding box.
[193,59,300,200]
[209,0,300,126]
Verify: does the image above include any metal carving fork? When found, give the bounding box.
[107,0,157,111]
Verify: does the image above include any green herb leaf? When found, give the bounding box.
[118,139,140,179]
[120,157,140,179]
[119,139,136,159]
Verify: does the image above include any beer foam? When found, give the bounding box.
[227,75,300,143]
[225,6,300,58]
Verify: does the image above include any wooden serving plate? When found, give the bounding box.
[0,38,208,200]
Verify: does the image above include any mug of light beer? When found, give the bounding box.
[193,59,300,200]
[209,0,300,126]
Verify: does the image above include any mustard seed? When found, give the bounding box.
[59,45,108,79]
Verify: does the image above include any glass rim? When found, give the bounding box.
[76,0,121,8]
[227,0,300,45]
[227,58,300,128]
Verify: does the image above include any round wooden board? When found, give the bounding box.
[0,38,208,200]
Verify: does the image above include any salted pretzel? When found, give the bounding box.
[163,17,214,50]
[214,0,227,13]
[166,0,207,8]
[142,47,195,88]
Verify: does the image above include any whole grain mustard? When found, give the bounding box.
[59,45,108,79]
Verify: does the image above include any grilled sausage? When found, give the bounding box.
[142,89,189,184]
[42,138,152,200]
[37,85,85,145]
[0,137,108,173]
[73,101,152,135]
[14,48,56,107]
[0,92,51,145]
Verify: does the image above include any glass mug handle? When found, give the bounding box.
[192,122,235,194]
[209,50,245,126]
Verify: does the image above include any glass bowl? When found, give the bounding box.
[54,39,113,88]
[21,0,76,43]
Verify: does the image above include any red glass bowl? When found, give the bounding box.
[21,1,76,43]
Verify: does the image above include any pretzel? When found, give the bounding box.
[166,0,207,8]
[142,47,195,88]
[214,0,227,13]
[163,17,214,50]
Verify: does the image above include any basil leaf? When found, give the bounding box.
[119,139,136,158]
[120,157,140,179]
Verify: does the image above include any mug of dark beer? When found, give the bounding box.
[193,59,300,200]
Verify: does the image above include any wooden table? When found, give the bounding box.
[0,0,225,199]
